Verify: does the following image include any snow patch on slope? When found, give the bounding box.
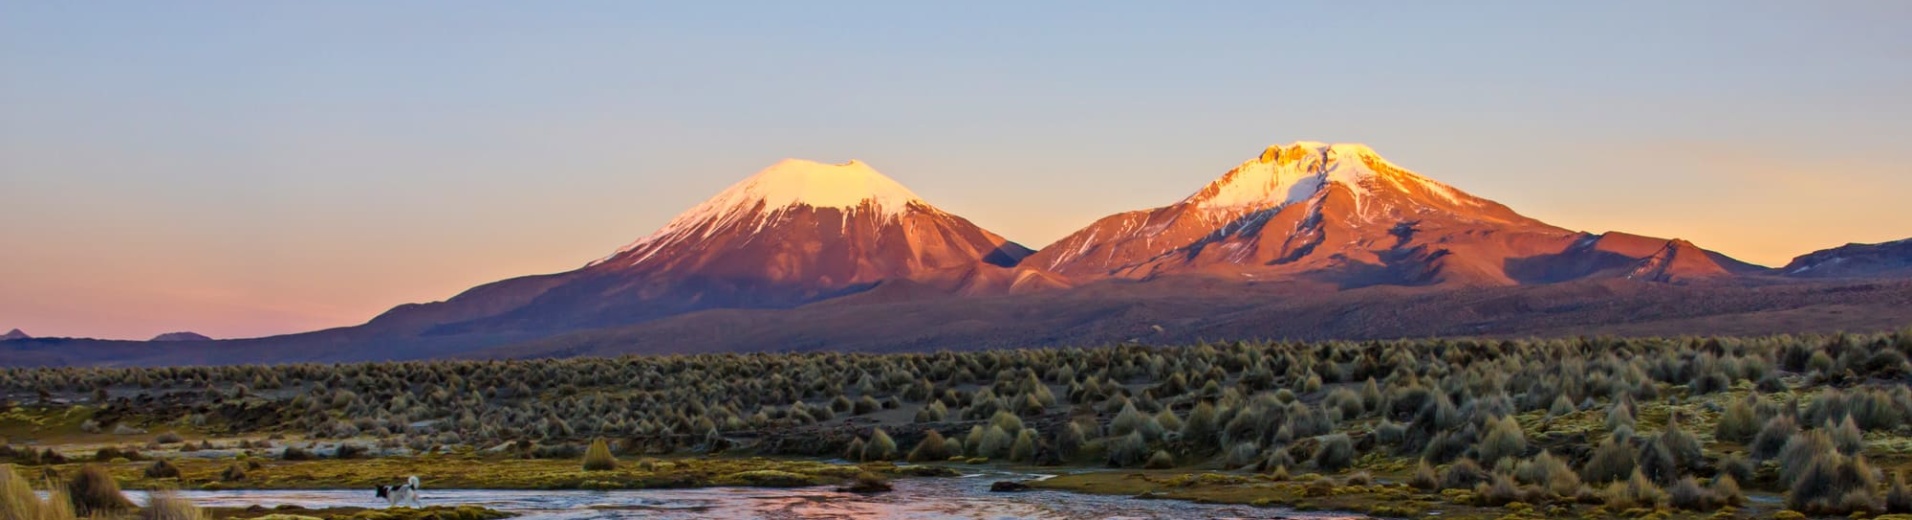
[1187,141,1474,219]
[591,159,926,267]
[715,158,923,217]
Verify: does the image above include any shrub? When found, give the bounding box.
[1325,388,1364,418]
[853,395,881,415]
[907,430,952,463]
[1409,461,1440,490]
[864,429,898,462]
[1751,414,1798,460]
[1778,430,1835,484]
[1548,395,1576,417]
[1221,442,1260,470]
[1637,435,1677,484]
[1514,451,1580,497]
[154,432,184,444]
[281,446,315,461]
[1180,401,1220,449]
[1313,434,1354,472]
[1788,451,1881,515]
[144,459,181,479]
[1606,401,1636,432]
[1153,409,1183,435]
[1055,422,1086,461]
[1477,474,1542,507]
[1716,398,1760,443]
[1712,475,1744,507]
[1667,476,1717,511]
[1660,413,1702,471]
[334,443,369,460]
[845,438,866,461]
[1477,415,1526,466]
[1110,403,1162,441]
[66,465,134,516]
[1887,471,1912,513]
[1718,452,1754,487]
[1144,450,1175,469]
[1375,420,1406,446]
[1106,432,1149,468]
[1440,458,1488,490]
[1830,416,1864,456]
[1602,469,1664,510]
[1581,437,1635,484]
[977,425,1011,459]
[989,411,1025,435]
[220,463,247,482]
[139,489,208,520]
[4,463,76,520]
[581,438,616,471]
[1007,429,1037,463]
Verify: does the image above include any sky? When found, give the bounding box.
[2,2,1909,340]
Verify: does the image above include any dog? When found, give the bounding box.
[374,476,422,508]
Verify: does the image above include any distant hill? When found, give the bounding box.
[150,332,213,342]
[1783,238,1912,279]
[0,329,28,341]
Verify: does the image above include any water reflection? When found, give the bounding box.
[127,473,1366,520]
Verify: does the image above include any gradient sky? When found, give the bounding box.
[3,2,1909,340]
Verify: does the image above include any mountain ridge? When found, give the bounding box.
[7,142,1910,367]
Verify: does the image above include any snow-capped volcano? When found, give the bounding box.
[1028,141,1757,286]
[365,158,1047,337]
[594,159,944,269]
[588,158,1030,281]
[1186,142,1492,221]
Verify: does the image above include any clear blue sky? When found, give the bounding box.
[2,1,1909,339]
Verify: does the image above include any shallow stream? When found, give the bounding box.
[124,472,1367,520]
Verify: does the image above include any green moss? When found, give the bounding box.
[712,470,818,487]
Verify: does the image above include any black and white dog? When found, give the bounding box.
[374,476,422,508]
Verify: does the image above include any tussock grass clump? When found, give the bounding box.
[1105,432,1148,468]
[280,446,315,461]
[220,463,247,482]
[139,489,208,520]
[1602,469,1664,510]
[1787,446,1881,515]
[1008,429,1036,463]
[907,430,952,463]
[1751,414,1798,460]
[863,429,898,462]
[1581,438,1635,484]
[5,463,76,520]
[1439,458,1488,490]
[1715,397,1760,443]
[1179,401,1220,449]
[1409,460,1439,491]
[844,438,866,461]
[65,465,134,517]
[1514,451,1579,497]
[1476,415,1525,466]
[1144,450,1174,469]
[581,438,617,471]
[1476,473,1544,506]
[144,459,181,479]
[1313,434,1354,472]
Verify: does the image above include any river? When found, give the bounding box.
[123,472,1367,520]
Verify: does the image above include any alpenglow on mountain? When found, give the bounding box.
[1026,141,1762,287]
[18,141,1910,367]
[363,158,1060,338]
